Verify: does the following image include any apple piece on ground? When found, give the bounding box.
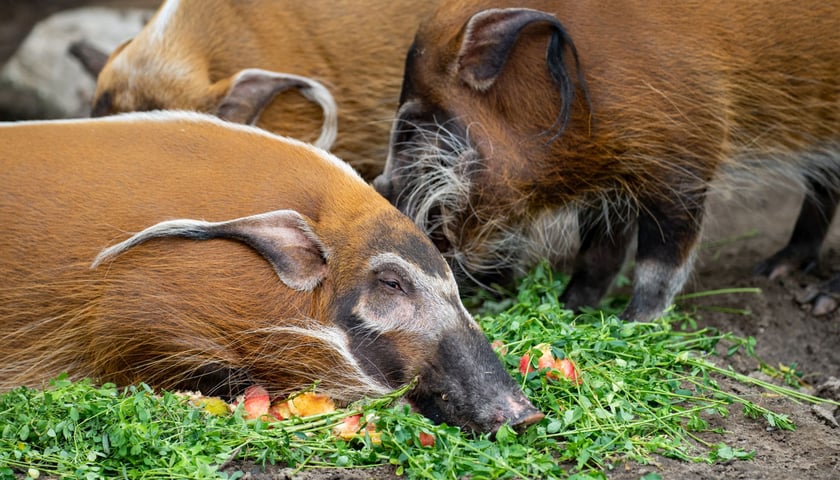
[520,343,556,376]
[364,418,382,445]
[333,413,381,444]
[289,392,336,417]
[536,344,556,371]
[418,431,436,448]
[243,385,271,420]
[491,339,508,354]
[555,358,582,384]
[269,400,292,420]
[519,353,535,375]
[333,414,362,439]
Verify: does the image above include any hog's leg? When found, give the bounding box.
[755,176,840,279]
[560,208,635,312]
[756,173,840,315]
[621,192,706,322]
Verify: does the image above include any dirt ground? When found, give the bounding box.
[223,185,840,480]
[623,186,840,480]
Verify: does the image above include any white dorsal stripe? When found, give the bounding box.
[147,0,181,42]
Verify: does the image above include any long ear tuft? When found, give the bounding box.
[92,210,329,291]
[456,8,589,136]
[213,68,338,150]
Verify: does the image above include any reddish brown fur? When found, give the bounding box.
[0,112,543,432]
[412,0,837,206]
[377,0,840,320]
[94,0,439,180]
[0,113,417,398]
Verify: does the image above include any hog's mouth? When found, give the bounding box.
[405,386,544,435]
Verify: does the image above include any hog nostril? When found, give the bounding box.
[489,406,545,436]
[511,409,545,432]
[501,395,545,431]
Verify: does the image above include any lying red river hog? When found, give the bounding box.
[0,111,542,433]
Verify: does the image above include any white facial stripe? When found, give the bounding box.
[354,252,466,336]
[369,252,459,298]
[256,323,392,397]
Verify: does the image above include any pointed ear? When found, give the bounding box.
[456,8,588,137]
[456,8,567,91]
[211,68,338,150]
[92,210,329,291]
[68,40,110,78]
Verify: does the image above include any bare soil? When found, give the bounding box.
[224,186,840,479]
[616,187,840,480]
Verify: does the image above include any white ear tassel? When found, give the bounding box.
[91,218,215,269]
[230,69,338,151]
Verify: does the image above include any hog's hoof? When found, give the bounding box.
[796,277,840,316]
[754,247,818,280]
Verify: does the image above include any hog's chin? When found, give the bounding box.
[406,392,544,435]
[405,392,485,433]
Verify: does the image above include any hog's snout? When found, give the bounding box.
[407,325,544,434]
[503,394,546,432]
[479,390,545,434]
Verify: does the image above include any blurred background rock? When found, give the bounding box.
[0,0,159,120]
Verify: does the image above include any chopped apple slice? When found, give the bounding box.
[418,431,436,448]
[243,385,271,420]
[289,392,336,417]
[269,400,292,420]
[333,413,362,439]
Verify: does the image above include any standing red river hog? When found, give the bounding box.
[373,0,840,321]
[77,0,440,180]
[0,112,543,433]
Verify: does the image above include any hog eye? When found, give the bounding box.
[379,278,405,294]
[377,269,411,295]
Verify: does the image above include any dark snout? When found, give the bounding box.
[407,325,544,434]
